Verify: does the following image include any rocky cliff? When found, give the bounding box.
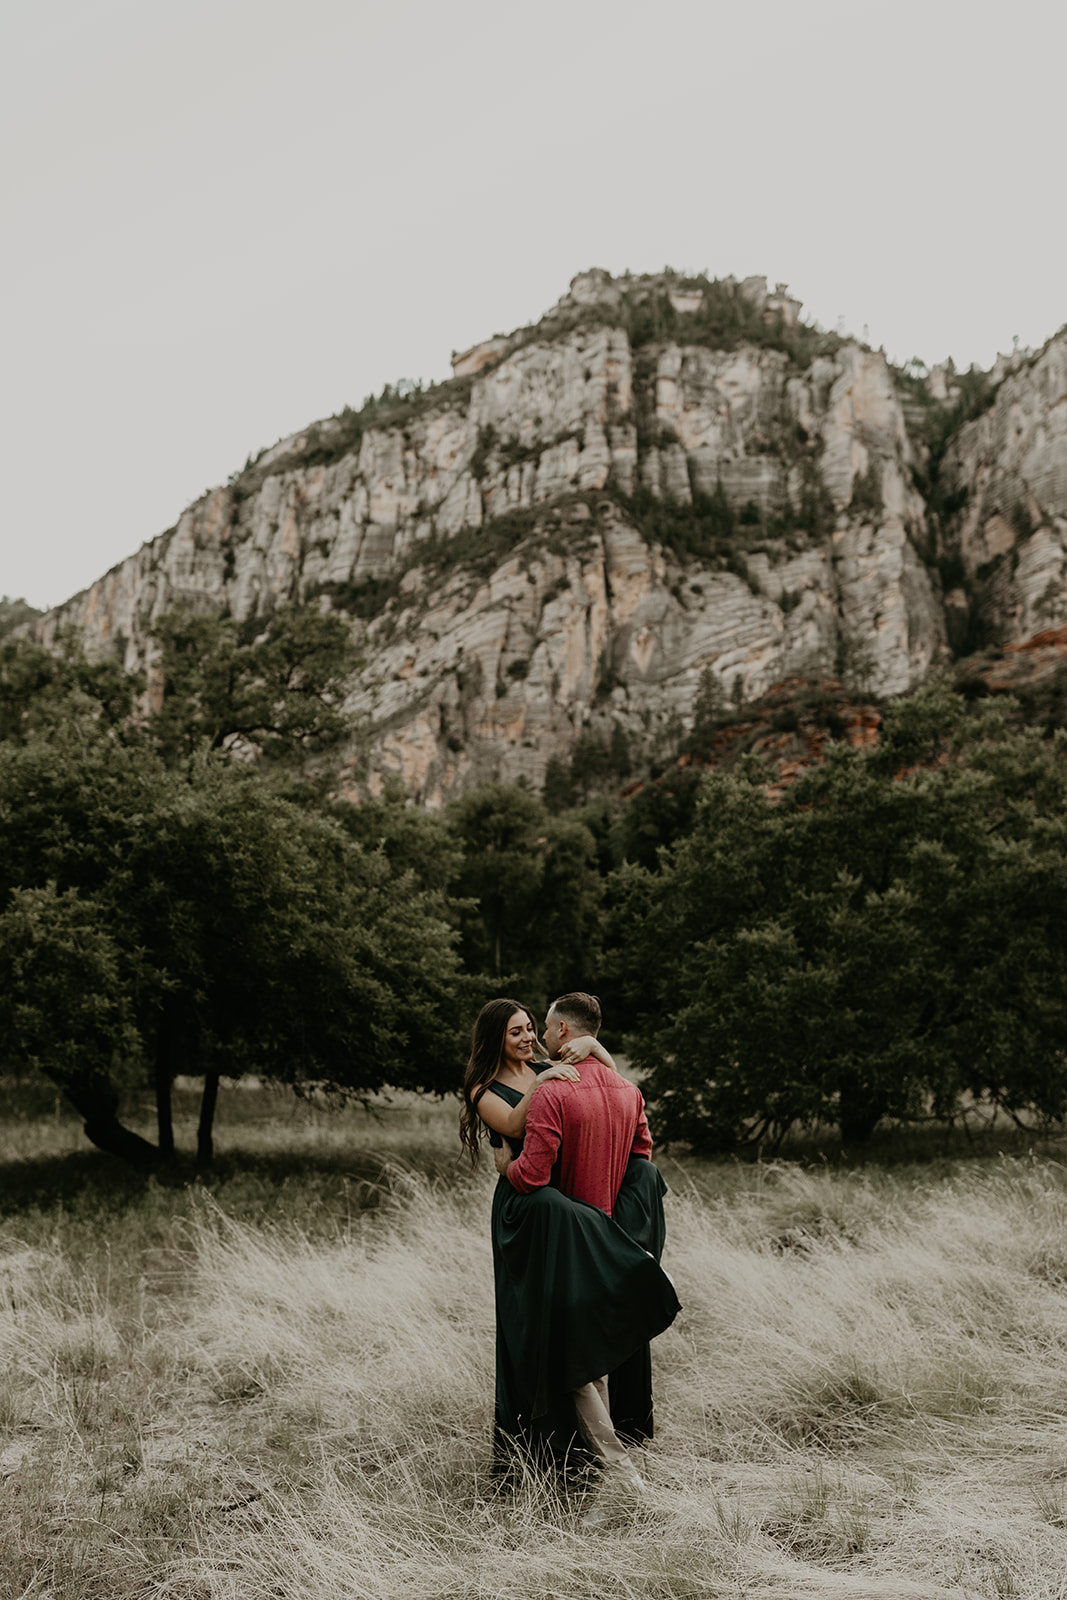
[936,330,1067,651]
[29,270,1066,804]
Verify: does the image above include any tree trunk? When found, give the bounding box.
[838,1081,886,1145]
[155,1020,176,1159]
[62,1080,160,1169]
[197,1068,220,1168]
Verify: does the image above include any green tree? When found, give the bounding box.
[0,718,468,1166]
[447,784,546,979]
[612,765,704,872]
[137,762,469,1163]
[0,883,153,1166]
[329,777,462,895]
[685,664,726,757]
[612,688,1067,1150]
[543,754,576,815]
[446,784,603,1011]
[0,634,142,744]
[149,603,358,764]
[531,813,604,1003]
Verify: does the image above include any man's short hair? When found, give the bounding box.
[551,992,602,1035]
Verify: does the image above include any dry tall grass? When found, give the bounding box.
[5,1088,1067,1598]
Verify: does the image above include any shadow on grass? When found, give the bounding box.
[774,1115,1067,1171]
[0,1146,160,1218]
[0,1077,468,1222]
[8,1079,1065,1226]
[0,1140,467,1223]
[657,1117,1067,1200]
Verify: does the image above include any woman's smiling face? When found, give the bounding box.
[501,1009,537,1072]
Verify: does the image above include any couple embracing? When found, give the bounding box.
[460,992,681,1497]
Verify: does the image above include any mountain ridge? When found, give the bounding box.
[27,269,1067,804]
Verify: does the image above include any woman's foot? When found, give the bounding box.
[579,1458,646,1528]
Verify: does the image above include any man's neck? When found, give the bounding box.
[560,1042,603,1060]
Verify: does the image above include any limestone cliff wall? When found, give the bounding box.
[32,270,959,804]
[939,328,1067,644]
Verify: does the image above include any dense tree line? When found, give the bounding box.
[0,618,470,1166]
[611,688,1067,1149]
[3,608,1067,1163]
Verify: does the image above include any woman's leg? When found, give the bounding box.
[572,1375,633,1469]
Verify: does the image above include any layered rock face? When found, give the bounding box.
[938,328,1067,647]
[31,268,1008,804]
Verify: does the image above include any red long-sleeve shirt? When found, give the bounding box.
[506,1059,652,1213]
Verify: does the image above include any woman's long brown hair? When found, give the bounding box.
[459,998,538,1169]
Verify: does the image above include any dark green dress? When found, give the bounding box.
[486,1080,680,1470]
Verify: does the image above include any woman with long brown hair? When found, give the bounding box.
[459,997,590,1165]
[461,997,679,1474]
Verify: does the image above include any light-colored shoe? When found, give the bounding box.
[608,1460,646,1493]
[579,1459,646,1529]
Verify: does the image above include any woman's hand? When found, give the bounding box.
[557,1035,617,1070]
[557,1034,599,1066]
[534,1062,581,1085]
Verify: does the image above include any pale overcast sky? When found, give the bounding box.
[3,0,1064,611]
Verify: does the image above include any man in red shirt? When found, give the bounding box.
[493,991,655,1493]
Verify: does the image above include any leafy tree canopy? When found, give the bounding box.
[149,603,359,765]
[329,777,463,896]
[0,713,469,1165]
[446,783,604,1015]
[0,634,142,744]
[611,686,1067,1151]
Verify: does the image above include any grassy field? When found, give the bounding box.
[5,1082,1067,1598]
